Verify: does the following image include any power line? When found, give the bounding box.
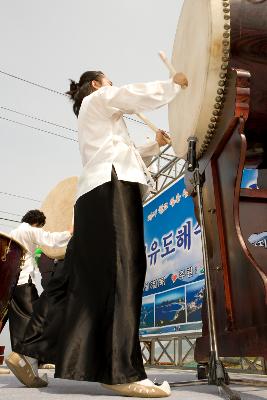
[0,106,148,133]
[0,69,162,130]
[0,114,152,143]
[0,69,67,97]
[0,210,23,217]
[0,191,41,203]
[124,115,148,127]
[0,116,78,142]
[0,217,20,223]
[1,106,77,133]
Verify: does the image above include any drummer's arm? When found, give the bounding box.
[98,79,181,116]
[30,227,71,248]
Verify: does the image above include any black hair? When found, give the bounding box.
[21,210,46,227]
[66,71,104,117]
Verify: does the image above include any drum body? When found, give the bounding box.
[172,0,267,361]
[230,0,267,166]
[41,176,78,259]
[0,232,25,333]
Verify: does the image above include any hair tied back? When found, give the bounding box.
[67,79,80,100]
[66,70,104,117]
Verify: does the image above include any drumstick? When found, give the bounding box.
[136,112,171,144]
[159,50,187,89]
[134,53,176,144]
[158,51,176,77]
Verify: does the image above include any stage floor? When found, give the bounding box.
[0,367,267,399]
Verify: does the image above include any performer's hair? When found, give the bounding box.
[66,71,104,117]
[21,209,46,227]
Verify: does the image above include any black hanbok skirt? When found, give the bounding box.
[16,169,147,385]
[8,281,39,351]
[14,253,72,364]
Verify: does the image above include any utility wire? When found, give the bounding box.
[0,69,67,97]
[0,217,20,223]
[0,69,162,130]
[1,106,77,133]
[0,113,154,143]
[0,116,78,142]
[0,105,149,132]
[0,210,22,217]
[0,191,41,203]
[124,115,149,127]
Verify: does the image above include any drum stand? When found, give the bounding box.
[168,138,241,400]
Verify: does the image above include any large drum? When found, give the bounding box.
[169,0,231,159]
[0,232,25,333]
[169,0,267,165]
[41,176,78,259]
[169,0,267,362]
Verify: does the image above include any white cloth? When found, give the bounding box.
[10,223,71,285]
[77,78,180,200]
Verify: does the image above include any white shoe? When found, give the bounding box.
[5,352,48,388]
[102,378,171,398]
[0,367,10,374]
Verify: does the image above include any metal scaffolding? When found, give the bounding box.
[148,144,186,194]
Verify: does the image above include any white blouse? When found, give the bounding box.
[10,223,71,285]
[77,78,180,200]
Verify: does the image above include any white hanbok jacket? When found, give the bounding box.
[77,78,180,200]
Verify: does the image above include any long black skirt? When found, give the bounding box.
[17,169,147,384]
[8,281,39,351]
[14,248,73,364]
[55,170,147,384]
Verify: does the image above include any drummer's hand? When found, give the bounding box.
[68,226,74,235]
[173,72,188,88]
[156,130,171,147]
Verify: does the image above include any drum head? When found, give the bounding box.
[41,177,78,259]
[169,0,230,159]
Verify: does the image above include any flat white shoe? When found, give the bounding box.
[102,380,171,397]
[0,367,10,375]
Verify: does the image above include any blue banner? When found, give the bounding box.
[140,176,204,336]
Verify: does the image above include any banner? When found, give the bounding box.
[140,176,204,336]
[241,168,267,249]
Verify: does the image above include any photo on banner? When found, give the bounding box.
[140,175,205,336]
[241,168,258,189]
[241,168,267,249]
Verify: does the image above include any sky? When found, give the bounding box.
[0,0,184,233]
[0,0,184,355]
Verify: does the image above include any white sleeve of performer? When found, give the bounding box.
[136,141,160,167]
[29,227,71,248]
[99,78,180,117]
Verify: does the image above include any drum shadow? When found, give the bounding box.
[40,382,267,399]
[2,372,266,398]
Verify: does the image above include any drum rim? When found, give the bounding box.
[40,175,78,260]
[0,230,27,253]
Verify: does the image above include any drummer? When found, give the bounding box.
[7,71,188,397]
[8,210,71,355]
